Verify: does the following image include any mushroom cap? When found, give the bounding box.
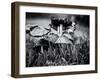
[55,36,72,44]
[30,27,49,37]
[63,33,73,40]
[45,33,59,43]
[50,28,59,34]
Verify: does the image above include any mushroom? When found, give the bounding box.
[55,35,72,44]
[30,26,49,53]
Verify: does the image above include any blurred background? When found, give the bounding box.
[26,12,90,40]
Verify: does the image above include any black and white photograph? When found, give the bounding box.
[25,12,90,67]
[11,2,97,77]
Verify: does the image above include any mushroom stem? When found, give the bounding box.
[57,24,63,36]
[57,26,60,33]
[41,46,44,53]
[59,24,63,36]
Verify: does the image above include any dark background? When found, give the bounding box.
[26,12,90,39]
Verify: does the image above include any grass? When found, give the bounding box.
[26,34,90,67]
